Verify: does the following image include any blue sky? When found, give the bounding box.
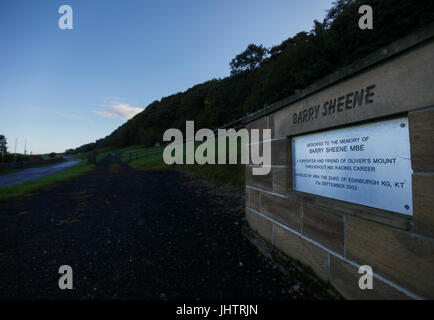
[0,0,333,154]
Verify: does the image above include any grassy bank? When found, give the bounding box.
[129,140,245,187]
[0,160,95,202]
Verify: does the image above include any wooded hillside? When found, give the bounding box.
[76,0,434,153]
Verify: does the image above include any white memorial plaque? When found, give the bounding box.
[292,117,413,215]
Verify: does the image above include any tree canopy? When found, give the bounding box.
[230,44,269,75]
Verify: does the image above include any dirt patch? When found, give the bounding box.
[56,218,80,226]
[109,163,123,173]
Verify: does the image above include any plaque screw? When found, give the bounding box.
[400,123,406,128]
[404,204,410,210]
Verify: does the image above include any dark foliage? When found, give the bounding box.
[230,44,270,75]
[0,135,6,154]
[2,153,30,163]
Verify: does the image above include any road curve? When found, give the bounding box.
[0,157,81,187]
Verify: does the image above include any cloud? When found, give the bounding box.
[56,112,92,122]
[93,101,144,120]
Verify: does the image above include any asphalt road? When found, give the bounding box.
[0,157,81,187]
[0,158,333,299]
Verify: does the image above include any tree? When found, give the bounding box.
[0,135,7,153]
[230,44,269,75]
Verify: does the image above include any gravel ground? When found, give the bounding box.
[0,157,331,300]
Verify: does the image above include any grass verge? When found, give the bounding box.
[129,144,245,187]
[0,160,95,202]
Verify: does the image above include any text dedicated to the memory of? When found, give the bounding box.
[292,117,413,215]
